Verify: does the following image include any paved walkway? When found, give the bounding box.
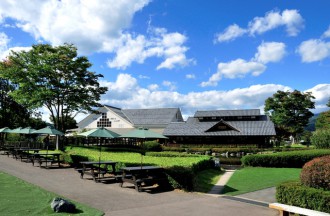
[0,155,278,216]
[207,169,236,196]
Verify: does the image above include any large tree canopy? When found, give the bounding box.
[0,43,107,132]
[264,90,315,140]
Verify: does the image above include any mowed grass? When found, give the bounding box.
[222,167,301,196]
[0,172,103,216]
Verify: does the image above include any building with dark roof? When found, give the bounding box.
[77,105,184,134]
[163,109,276,147]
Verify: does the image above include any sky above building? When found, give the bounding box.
[0,0,329,121]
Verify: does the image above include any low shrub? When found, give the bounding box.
[143,141,162,151]
[311,129,330,149]
[276,181,330,213]
[300,155,330,190]
[165,159,215,191]
[241,149,330,168]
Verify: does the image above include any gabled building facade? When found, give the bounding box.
[163,109,276,147]
[77,105,184,134]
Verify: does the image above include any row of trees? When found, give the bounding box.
[0,44,107,133]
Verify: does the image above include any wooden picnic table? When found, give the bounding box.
[32,153,61,168]
[78,161,117,182]
[14,148,40,162]
[119,166,168,192]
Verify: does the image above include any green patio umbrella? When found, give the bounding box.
[77,127,120,138]
[120,128,168,167]
[9,127,23,133]
[33,126,64,151]
[0,127,11,133]
[78,127,120,162]
[19,127,36,134]
[119,128,168,139]
[0,127,11,145]
[32,126,64,136]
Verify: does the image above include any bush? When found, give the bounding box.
[276,181,330,213]
[241,149,330,168]
[311,129,330,149]
[300,155,330,190]
[143,141,162,151]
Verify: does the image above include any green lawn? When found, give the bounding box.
[222,167,301,196]
[0,172,103,216]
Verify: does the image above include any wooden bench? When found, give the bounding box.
[32,153,61,168]
[269,203,330,216]
[119,166,169,192]
[78,161,118,182]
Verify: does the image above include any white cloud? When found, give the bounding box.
[99,73,139,100]
[99,74,297,115]
[0,32,32,60]
[215,24,247,43]
[305,84,330,112]
[186,74,196,79]
[0,0,193,70]
[254,42,286,63]
[297,39,330,62]
[215,9,304,42]
[148,84,159,91]
[0,0,151,53]
[0,32,9,56]
[203,41,286,87]
[107,28,194,70]
[201,59,266,87]
[162,81,177,91]
[322,26,330,38]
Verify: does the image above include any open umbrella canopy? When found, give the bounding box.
[77,128,120,138]
[120,128,168,139]
[19,127,36,134]
[0,127,11,133]
[8,127,22,133]
[32,126,64,136]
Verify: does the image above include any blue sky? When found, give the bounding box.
[0,0,330,121]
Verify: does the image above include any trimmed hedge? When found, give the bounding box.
[165,159,215,191]
[276,181,330,213]
[241,149,330,168]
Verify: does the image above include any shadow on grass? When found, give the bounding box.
[222,185,238,194]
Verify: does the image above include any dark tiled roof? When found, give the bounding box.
[194,109,260,117]
[163,116,276,136]
[104,105,130,122]
[122,108,183,126]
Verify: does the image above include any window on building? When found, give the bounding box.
[96,113,112,127]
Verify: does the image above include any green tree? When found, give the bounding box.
[264,90,315,143]
[315,98,330,130]
[0,43,107,134]
[0,78,31,128]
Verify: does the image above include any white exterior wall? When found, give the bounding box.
[84,107,133,129]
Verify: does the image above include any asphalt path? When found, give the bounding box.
[0,155,278,216]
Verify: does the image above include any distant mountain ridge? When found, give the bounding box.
[305,113,320,131]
